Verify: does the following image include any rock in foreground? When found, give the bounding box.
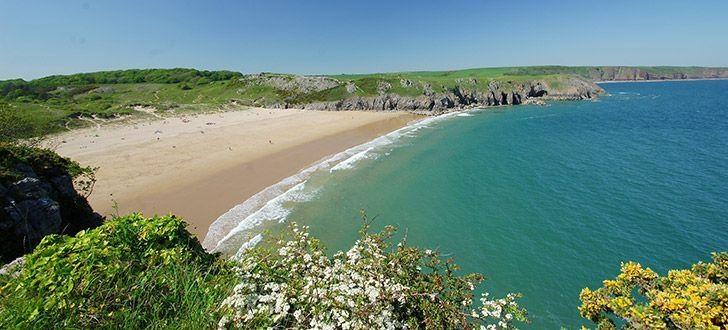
[0,144,102,263]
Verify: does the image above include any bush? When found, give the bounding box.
[0,103,33,142]
[0,143,94,186]
[579,252,727,329]
[0,214,235,329]
[219,221,528,329]
[1,213,527,329]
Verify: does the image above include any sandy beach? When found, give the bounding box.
[51,108,421,238]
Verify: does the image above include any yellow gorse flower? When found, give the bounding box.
[579,252,727,329]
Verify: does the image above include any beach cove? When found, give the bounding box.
[51,108,420,238]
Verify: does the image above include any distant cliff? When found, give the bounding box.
[503,66,728,82]
[258,73,604,113]
[589,66,728,81]
[260,66,727,112]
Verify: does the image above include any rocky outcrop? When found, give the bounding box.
[1,147,102,263]
[275,77,602,113]
[242,73,340,93]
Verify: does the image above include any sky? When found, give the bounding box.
[1,0,727,80]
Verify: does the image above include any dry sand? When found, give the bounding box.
[51,108,421,238]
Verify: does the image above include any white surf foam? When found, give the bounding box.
[202,109,472,256]
[330,146,375,172]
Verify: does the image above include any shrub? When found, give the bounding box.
[579,252,727,329]
[0,214,235,329]
[0,102,33,142]
[1,213,528,329]
[0,143,94,190]
[219,221,528,329]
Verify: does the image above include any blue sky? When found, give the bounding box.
[1,0,727,80]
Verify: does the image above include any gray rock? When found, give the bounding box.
[0,256,24,278]
[422,83,435,96]
[377,81,392,95]
[9,178,49,200]
[2,162,102,263]
[287,77,602,113]
[50,175,75,198]
[14,198,62,241]
[244,74,340,93]
[346,82,357,93]
[91,86,115,94]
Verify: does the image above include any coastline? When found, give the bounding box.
[595,77,728,84]
[203,109,469,254]
[51,107,421,238]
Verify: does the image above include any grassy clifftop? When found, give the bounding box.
[1,66,726,139]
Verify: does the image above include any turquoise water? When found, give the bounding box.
[267,80,728,328]
[208,80,728,328]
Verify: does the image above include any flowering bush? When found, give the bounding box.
[219,221,527,329]
[579,252,727,329]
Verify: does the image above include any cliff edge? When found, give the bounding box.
[0,144,102,263]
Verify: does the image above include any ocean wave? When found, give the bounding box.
[202,110,469,256]
[330,146,375,172]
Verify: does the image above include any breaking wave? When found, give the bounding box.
[202,110,473,256]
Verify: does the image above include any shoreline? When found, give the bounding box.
[51,108,421,239]
[595,77,728,84]
[203,109,468,254]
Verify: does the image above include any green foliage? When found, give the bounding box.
[1,68,241,99]
[0,143,94,184]
[0,69,245,139]
[0,102,34,142]
[219,220,528,329]
[0,212,528,329]
[579,252,727,329]
[0,214,236,329]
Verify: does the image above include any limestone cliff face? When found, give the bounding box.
[583,67,728,82]
[273,77,602,113]
[1,147,102,263]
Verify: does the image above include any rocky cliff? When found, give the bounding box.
[589,67,728,81]
[265,75,602,113]
[504,66,728,82]
[1,144,102,263]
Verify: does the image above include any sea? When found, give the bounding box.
[204,80,728,328]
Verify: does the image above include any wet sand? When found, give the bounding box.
[51,108,421,238]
